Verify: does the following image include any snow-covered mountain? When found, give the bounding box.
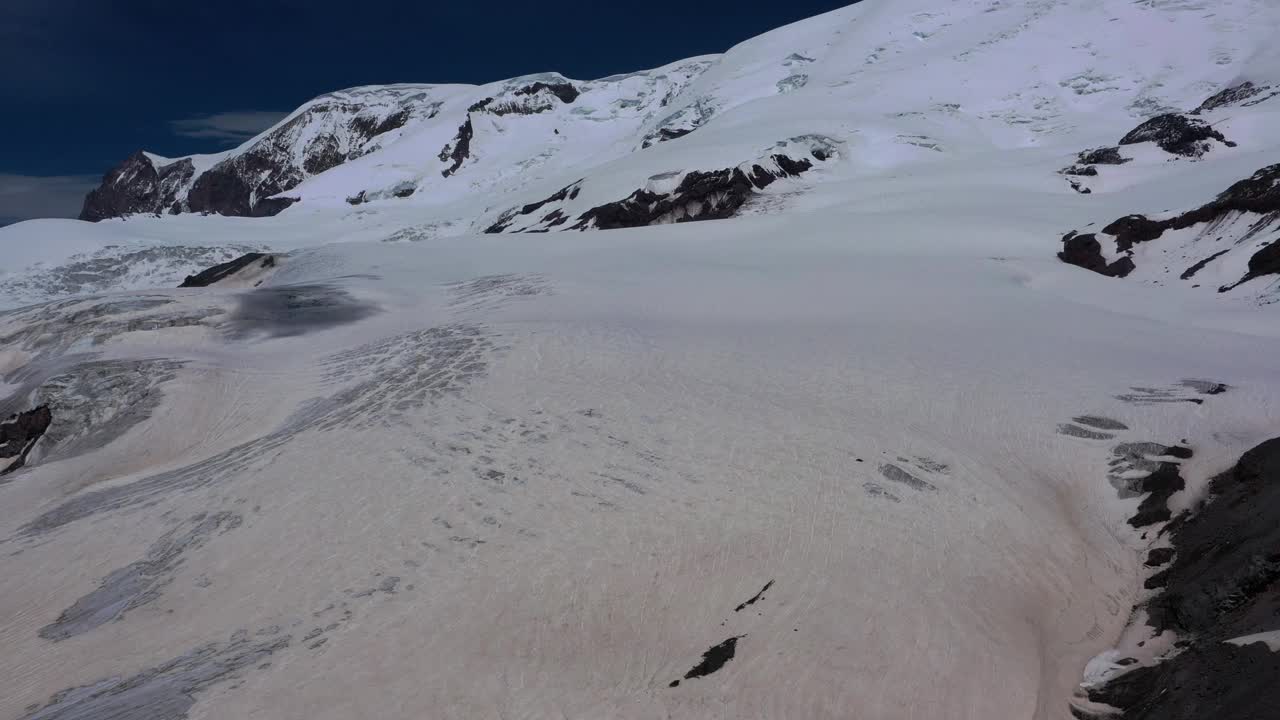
[3,2,1280,720]
[60,0,1280,305]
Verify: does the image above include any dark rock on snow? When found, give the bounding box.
[573,156,812,231]
[484,181,583,233]
[179,253,275,288]
[80,101,417,221]
[1078,146,1130,166]
[1059,164,1280,288]
[80,152,194,222]
[514,81,580,104]
[0,405,53,476]
[669,636,745,687]
[1192,81,1277,114]
[484,152,818,234]
[1057,232,1135,278]
[1082,437,1280,720]
[439,116,475,178]
[1118,113,1234,157]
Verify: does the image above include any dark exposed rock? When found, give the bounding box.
[1118,113,1233,157]
[84,102,419,219]
[669,636,745,687]
[1059,148,1119,180]
[514,81,580,104]
[468,84,577,118]
[484,181,583,233]
[1193,81,1275,114]
[648,127,694,146]
[186,166,298,218]
[1081,436,1280,720]
[1144,547,1175,568]
[179,253,274,288]
[157,159,195,208]
[249,196,299,217]
[1078,146,1130,166]
[1058,232,1135,278]
[1101,215,1166,253]
[393,183,416,198]
[734,580,774,612]
[1179,248,1230,280]
[185,168,252,216]
[641,98,716,149]
[0,405,53,476]
[570,157,814,232]
[574,168,755,230]
[1127,458,1187,528]
[350,108,411,137]
[439,116,474,178]
[1143,437,1280,637]
[1062,165,1099,177]
[79,152,164,222]
[1083,642,1280,720]
[346,191,366,206]
[1220,238,1280,292]
[1073,416,1128,431]
[1059,164,1280,283]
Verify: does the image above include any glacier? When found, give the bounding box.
[2,1,1280,719]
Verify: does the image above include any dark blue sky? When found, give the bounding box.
[0,0,850,223]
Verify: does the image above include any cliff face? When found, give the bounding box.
[74,62,717,221]
[79,90,429,220]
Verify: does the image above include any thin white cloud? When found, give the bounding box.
[0,173,100,223]
[170,111,290,143]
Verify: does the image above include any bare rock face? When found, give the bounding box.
[0,405,53,476]
[79,152,159,221]
[1081,437,1280,720]
[1118,113,1234,157]
[1059,163,1280,291]
[179,253,275,288]
[484,141,830,234]
[1057,232,1134,278]
[1192,81,1279,114]
[81,100,418,221]
[439,117,475,178]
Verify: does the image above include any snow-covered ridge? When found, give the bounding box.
[75,0,1280,232]
[4,3,1280,720]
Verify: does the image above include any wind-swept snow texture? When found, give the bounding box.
[3,1,1280,720]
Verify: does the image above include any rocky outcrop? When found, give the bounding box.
[482,139,834,234]
[514,81,579,104]
[179,253,275,288]
[79,152,196,221]
[1061,146,1132,181]
[1192,81,1279,114]
[1118,113,1234,157]
[0,405,53,476]
[81,98,422,221]
[1057,232,1134,278]
[1059,164,1280,293]
[1080,437,1280,720]
[571,156,813,231]
[439,116,475,178]
[574,168,758,230]
[484,182,582,233]
[466,80,581,118]
[641,98,716,149]
[1221,238,1280,292]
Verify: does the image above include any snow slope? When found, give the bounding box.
[1,2,1279,719]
